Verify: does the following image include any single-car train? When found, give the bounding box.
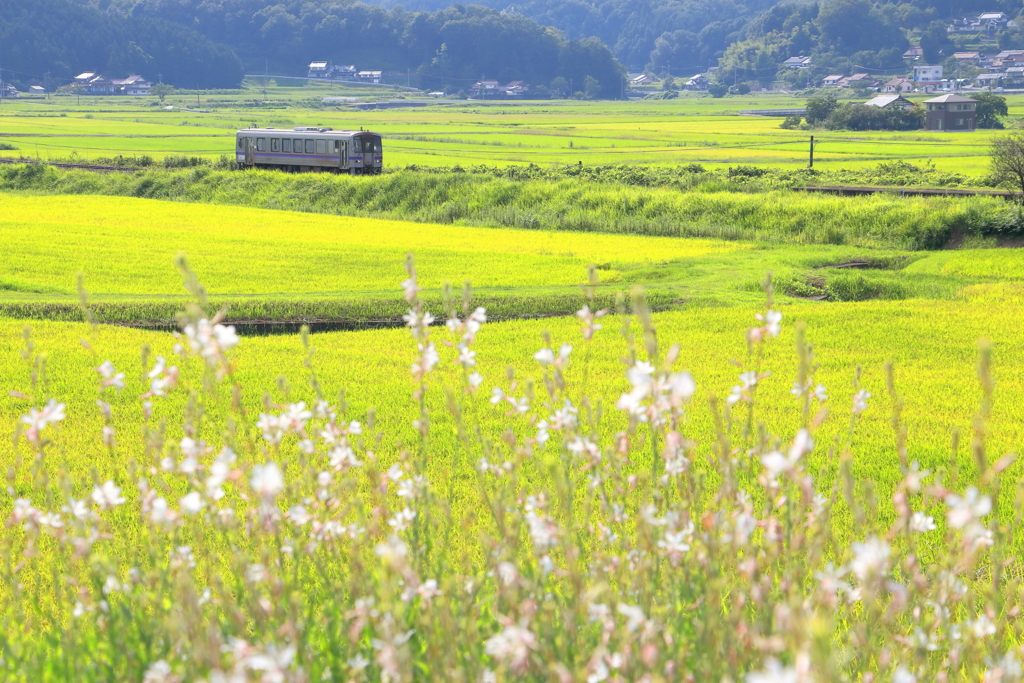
[235,127,383,174]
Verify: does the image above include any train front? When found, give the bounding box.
[354,132,383,174]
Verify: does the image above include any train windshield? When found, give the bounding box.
[362,136,379,154]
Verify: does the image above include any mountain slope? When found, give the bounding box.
[0,0,243,88]
[71,0,626,96]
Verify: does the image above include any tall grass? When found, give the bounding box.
[3,164,1023,250]
[2,261,1022,682]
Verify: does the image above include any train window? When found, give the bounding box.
[316,140,327,155]
[282,139,291,153]
[352,138,362,153]
[373,136,382,153]
[256,138,266,152]
[333,140,340,152]
[237,137,244,150]
[364,137,375,154]
[271,138,280,152]
[294,139,303,153]
[305,140,315,154]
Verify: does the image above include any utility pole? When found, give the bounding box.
[197,85,200,108]
[44,72,50,98]
[808,136,815,169]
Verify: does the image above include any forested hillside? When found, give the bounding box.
[368,0,1023,71]
[717,0,1023,87]
[70,0,624,96]
[0,0,243,88]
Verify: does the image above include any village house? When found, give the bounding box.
[863,94,915,110]
[73,72,151,95]
[472,79,500,96]
[503,81,529,96]
[822,74,844,87]
[924,93,976,131]
[975,72,1003,87]
[1005,66,1024,85]
[903,46,924,60]
[840,73,878,88]
[113,75,151,96]
[913,64,943,85]
[883,77,913,93]
[629,73,655,86]
[75,72,114,95]
[782,56,811,69]
[685,74,709,91]
[952,51,982,63]
[996,51,1024,69]
[357,71,382,84]
[948,11,1011,34]
[308,62,358,80]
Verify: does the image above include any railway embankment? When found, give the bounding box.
[2,162,1022,252]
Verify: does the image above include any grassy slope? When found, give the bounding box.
[1,193,1020,324]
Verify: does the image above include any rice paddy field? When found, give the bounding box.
[6,86,1024,680]
[0,193,1020,326]
[2,82,1024,173]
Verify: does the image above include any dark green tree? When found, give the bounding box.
[920,20,955,63]
[970,93,1009,129]
[805,92,839,124]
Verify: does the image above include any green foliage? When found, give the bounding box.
[708,81,728,98]
[780,115,802,129]
[806,92,839,124]
[920,20,956,63]
[150,83,174,103]
[161,155,209,169]
[823,103,925,131]
[0,143,17,151]
[643,90,678,100]
[0,0,243,88]
[970,93,1009,129]
[73,0,625,98]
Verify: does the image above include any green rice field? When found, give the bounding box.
[1,81,1022,174]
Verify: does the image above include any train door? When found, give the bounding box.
[337,140,347,171]
[243,137,255,167]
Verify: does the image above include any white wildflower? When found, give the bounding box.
[250,462,284,499]
[910,512,937,533]
[91,481,125,510]
[179,491,204,515]
[746,659,798,683]
[850,536,890,582]
[852,389,871,414]
[947,487,992,529]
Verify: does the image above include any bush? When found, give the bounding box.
[780,115,802,129]
[824,103,924,131]
[727,165,768,178]
[162,155,211,169]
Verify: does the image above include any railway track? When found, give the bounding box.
[794,184,1020,199]
[0,157,145,173]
